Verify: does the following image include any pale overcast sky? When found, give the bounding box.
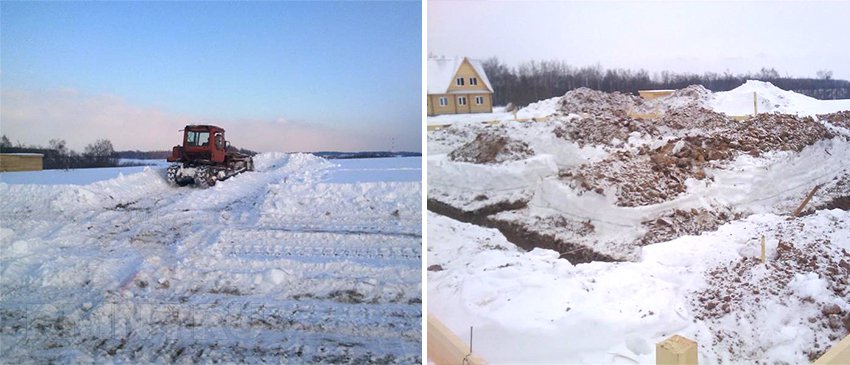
[429,1,850,80]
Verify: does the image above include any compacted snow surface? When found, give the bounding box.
[0,154,422,363]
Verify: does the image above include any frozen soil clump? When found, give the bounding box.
[448,131,534,164]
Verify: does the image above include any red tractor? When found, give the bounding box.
[166,125,254,187]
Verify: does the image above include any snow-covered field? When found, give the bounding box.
[0,155,422,363]
[427,82,850,363]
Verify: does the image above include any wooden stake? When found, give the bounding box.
[753,91,758,115]
[760,235,766,264]
[793,185,821,217]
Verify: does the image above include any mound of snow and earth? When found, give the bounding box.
[427,81,850,363]
[0,154,422,363]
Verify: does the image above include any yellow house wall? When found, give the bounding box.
[428,94,458,115]
[469,93,492,113]
[0,154,44,172]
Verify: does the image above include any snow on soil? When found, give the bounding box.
[427,81,850,261]
[428,210,850,364]
[427,82,850,363]
[0,154,421,363]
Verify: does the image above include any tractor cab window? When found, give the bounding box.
[214,133,224,149]
[186,131,210,147]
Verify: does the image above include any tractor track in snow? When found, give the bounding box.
[1,154,422,363]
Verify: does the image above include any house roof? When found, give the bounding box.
[427,57,493,94]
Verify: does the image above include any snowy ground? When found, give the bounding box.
[427,82,850,363]
[0,154,422,363]
[428,209,849,364]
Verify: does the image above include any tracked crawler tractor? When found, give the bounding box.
[166,125,254,187]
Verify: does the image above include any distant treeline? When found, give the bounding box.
[113,145,257,160]
[481,58,850,107]
[313,151,422,159]
[1,135,119,169]
[1,134,416,170]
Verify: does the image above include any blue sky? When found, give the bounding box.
[1,1,422,152]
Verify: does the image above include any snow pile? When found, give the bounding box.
[428,209,850,364]
[0,155,421,363]
[518,95,561,118]
[709,80,850,116]
[661,84,712,109]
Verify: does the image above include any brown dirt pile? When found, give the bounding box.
[640,208,741,246]
[654,105,733,131]
[558,87,644,118]
[448,132,534,164]
[730,114,834,156]
[818,110,850,130]
[693,238,850,361]
[565,113,835,207]
[553,116,658,147]
[565,151,692,207]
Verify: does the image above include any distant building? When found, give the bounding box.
[427,57,493,116]
[0,153,44,172]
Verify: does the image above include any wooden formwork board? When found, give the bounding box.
[639,90,675,99]
[427,313,486,365]
[815,334,850,364]
[427,124,452,131]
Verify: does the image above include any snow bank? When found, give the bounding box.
[710,80,850,116]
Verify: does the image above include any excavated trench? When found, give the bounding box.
[427,199,619,264]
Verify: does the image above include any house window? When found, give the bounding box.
[458,96,467,106]
[470,77,478,86]
[456,77,464,86]
[439,97,448,106]
[475,96,484,105]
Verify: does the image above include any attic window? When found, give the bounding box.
[456,77,464,86]
[439,97,448,106]
[470,77,478,86]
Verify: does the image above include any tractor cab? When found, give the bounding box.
[167,125,227,164]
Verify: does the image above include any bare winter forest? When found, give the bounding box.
[480,58,850,106]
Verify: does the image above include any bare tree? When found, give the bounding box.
[84,139,116,167]
[817,70,833,80]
